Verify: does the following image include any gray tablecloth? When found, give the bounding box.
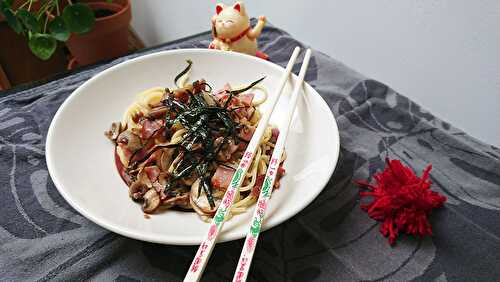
[1,22,500,282]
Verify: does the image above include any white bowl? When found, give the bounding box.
[46,49,340,245]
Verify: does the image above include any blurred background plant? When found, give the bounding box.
[0,0,135,90]
[0,0,107,60]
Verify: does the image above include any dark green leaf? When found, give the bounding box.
[2,8,24,34]
[48,16,69,41]
[62,3,95,34]
[0,0,13,12]
[28,33,57,60]
[16,8,40,33]
[0,0,10,10]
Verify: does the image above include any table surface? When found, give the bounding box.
[1,23,499,282]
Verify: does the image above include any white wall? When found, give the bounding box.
[131,0,500,147]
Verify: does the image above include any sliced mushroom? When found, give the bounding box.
[175,194,191,209]
[202,91,216,106]
[129,180,149,200]
[117,130,143,153]
[142,189,160,213]
[130,141,171,168]
[137,149,163,171]
[158,171,169,186]
[105,122,122,141]
[137,170,153,188]
[147,106,167,119]
[152,181,167,201]
[181,175,196,186]
[168,151,184,174]
[163,187,191,209]
[160,148,175,171]
[190,195,210,217]
[190,179,220,216]
[116,144,132,167]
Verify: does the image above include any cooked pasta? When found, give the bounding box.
[105,60,285,220]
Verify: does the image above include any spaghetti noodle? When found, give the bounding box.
[105,61,285,220]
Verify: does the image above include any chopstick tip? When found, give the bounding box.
[292,46,301,55]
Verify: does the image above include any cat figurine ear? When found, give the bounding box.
[232,2,246,14]
[209,2,268,60]
[216,3,224,15]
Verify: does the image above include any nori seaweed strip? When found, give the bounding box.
[174,59,193,87]
[195,162,209,197]
[160,71,263,207]
[223,92,234,109]
[202,179,215,208]
[229,76,265,95]
[199,82,213,92]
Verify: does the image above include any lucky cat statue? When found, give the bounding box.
[209,2,268,59]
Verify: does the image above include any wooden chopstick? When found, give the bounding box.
[183,46,302,282]
[232,49,312,282]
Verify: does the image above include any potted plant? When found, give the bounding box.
[0,0,68,87]
[0,0,131,66]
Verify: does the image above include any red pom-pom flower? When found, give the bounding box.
[356,158,447,245]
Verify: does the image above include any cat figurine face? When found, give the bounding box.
[213,2,250,39]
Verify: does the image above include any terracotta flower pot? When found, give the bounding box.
[66,0,132,66]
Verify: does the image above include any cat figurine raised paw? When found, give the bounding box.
[209,2,268,60]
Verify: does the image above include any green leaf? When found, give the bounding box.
[106,0,113,3]
[62,3,95,34]
[1,1,10,10]
[48,16,69,41]
[28,33,57,60]
[0,0,13,10]
[16,8,41,33]
[2,8,24,34]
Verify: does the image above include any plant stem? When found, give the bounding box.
[55,0,60,16]
[46,2,55,19]
[43,14,49,32]
[18,1,30,10]
[36,0,53,20]
[43,3,54,33]
[27,0,33,11]
[67,0,73,5]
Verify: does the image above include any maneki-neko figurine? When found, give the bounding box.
[209,2,268,60]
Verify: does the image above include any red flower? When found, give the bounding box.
[356,158,446,245]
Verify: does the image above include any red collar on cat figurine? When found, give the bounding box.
[217,27,251,44]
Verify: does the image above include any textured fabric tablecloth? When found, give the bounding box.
[1,23,500,282]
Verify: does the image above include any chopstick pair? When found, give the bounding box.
[184,47,312,282]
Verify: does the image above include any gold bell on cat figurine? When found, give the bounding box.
[209,2,268,60]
